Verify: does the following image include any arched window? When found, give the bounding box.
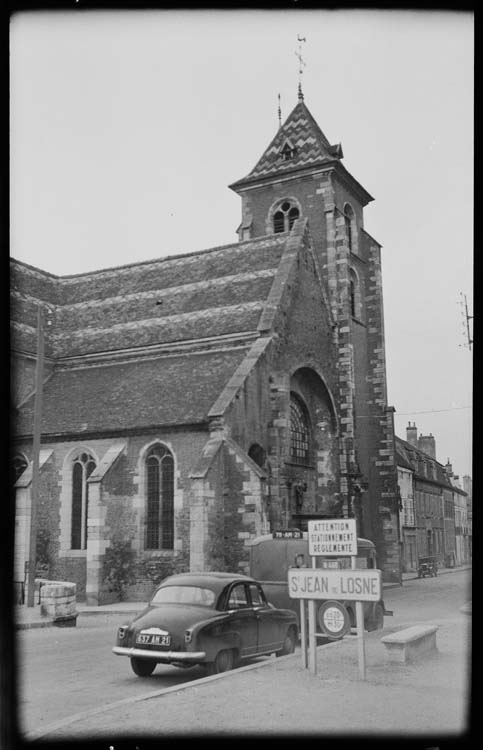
[344,203,355,253]
[146,444,174,550]
[290,395,310,465]
[350,279,356,317]
[71,452,96,550]
[273,201,300,234]
[12,453,28,485]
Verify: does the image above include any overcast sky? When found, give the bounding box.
[10,9,473,478]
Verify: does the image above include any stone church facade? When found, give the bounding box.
[11,95,401,605]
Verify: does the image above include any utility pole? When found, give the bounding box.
[459,292,473,351]
[26,305,46,607]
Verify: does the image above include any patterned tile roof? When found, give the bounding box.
[14,348,250,437]
[230,100,343,187]
[11,235,287,358]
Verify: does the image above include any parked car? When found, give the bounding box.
[248,534,392,635]
[113,571,298,677]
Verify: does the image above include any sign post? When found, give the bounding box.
[288,519,381,681]
[352,554,366,680]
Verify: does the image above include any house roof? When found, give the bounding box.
[13,347,250,438]
[395,436,454,489]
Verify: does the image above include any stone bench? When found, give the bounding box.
[381,624,438,664]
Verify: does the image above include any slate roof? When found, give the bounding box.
[14,348,250,437]
[395,436,453,488]
[230,100,342,186]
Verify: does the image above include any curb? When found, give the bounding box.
[25,648,303,741]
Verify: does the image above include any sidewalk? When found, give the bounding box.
[15,563,471,629]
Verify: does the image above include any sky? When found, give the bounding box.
[10,8,473,478]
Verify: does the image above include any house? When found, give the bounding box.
[11,91,401,605]
[395,424,467,570]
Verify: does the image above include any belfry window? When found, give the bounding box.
[273,201,300,234]
[289,395,311,465]
[71,452,96,550]
[146,444,174,550]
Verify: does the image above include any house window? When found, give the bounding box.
[290,395,310,465]
[71,452,96,550]
[273,201,300,234]
[146,444,174,550]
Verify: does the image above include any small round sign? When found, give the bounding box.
[317,600,351,639]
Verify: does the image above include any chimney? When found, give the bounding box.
[418,433,436,458]
[406,422,418,447]
[445,458,453,477]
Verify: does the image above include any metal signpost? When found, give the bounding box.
[288,519,382,680]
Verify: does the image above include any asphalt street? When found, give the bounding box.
[16,569,471,739]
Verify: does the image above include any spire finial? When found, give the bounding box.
[277,93,282,128]
[295,35,306,100]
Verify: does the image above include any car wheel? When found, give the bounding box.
[130,657,156,677]
[206,649,235,675]
[277,627,296,657]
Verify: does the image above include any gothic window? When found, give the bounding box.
[12,453,28,484]
[344,203,356,253]
[350,279,356,317]
[273,201,300,234]
[289,395,311,465]
[71,452,96,550]
[145,444,174,550]
[349,267,361,319]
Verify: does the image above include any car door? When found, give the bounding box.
[226,583,258,658]
[248,583,284,654]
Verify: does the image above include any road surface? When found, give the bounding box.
[16,568,471,737]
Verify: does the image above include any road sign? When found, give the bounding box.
[288,568,381,601]
[308,518,357,556]
[317,600,351,639]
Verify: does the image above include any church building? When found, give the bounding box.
[11,91,401,605]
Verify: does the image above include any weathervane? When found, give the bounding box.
[295,35,306,100]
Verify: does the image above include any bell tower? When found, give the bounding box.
[229,96,401,583]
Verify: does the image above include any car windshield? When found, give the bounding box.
[151,585,216,607]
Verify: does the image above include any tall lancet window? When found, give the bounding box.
[145,444,174,550]
[71,452,96,550]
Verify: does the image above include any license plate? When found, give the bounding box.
[136,633,171,646]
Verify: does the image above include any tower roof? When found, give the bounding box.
[230,99,344,190]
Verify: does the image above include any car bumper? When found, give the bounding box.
[112,646,206,662]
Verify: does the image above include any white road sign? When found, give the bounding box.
[308,518,357,556]
[288,568,382,601]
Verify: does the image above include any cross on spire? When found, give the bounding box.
[295,35,306,100]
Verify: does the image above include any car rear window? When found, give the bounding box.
[151,585,216,607]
